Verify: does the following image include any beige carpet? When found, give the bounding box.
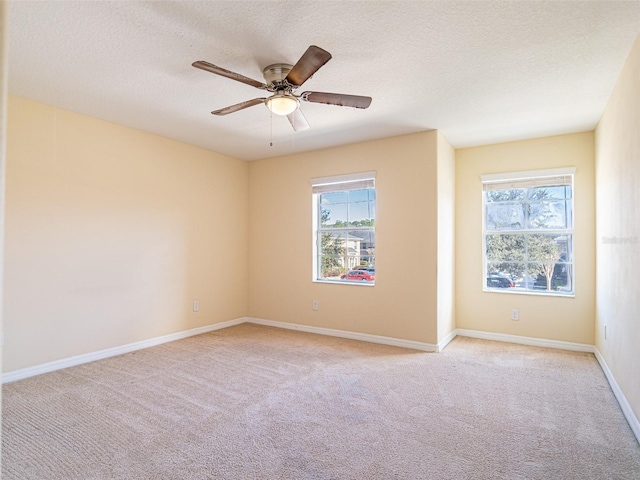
[3,324,640,479]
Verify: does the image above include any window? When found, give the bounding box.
[311,172,376,284]
[482,168,575,295]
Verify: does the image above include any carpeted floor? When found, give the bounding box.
[3,323,640,479]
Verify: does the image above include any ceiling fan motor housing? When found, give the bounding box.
[263,63,294,87]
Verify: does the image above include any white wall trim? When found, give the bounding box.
[454,328,594,353]
[309,170,376,186]
[247,317,438,352]
[481,166,576,183]
[437,329,458,352]
[594,348,640,444]
[1,317,247,384]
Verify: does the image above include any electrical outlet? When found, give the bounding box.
[193,300,200,312]
[312,300,319,311]
[510,309,519,321]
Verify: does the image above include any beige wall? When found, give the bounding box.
[248,131,440,344]
[437,132,455,342]
[1,0,8,442]
[4,96,249,372]
[595,35,640,423]
[455,132,596,344]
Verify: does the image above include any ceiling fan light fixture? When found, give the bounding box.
[265,94,299,116]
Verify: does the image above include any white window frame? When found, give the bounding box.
[311,171,376,285]
[481,167,576,296]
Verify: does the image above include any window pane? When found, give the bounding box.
[356,256,375,268]
[552,263,573,293]
[348,201,375,227]
[487,262,525,283]
[345,235,360,257]
[348,189,369,202]
[486,234,525,261]
[486,203,525,230]
[319,255,345,280]
[514,271,538,290]
[347,231,375,261]
[320,232,346,257]
[527,201,567,229]
[320,191,347,204]
[348,231,375,246]
[486,234,526,288]
[346,256,362,270]
[527,234,566,262]
[320,204,348,228]
[527,262,572,293]
[485,269,515,289]
[486,189,525,203]
[520,269,548,291]
[525,233,570,292]
[528,186,568,201]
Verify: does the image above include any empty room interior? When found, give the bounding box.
[2,1,640,478]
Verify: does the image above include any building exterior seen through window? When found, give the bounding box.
[312,173,376,284]
[482,168,575,295]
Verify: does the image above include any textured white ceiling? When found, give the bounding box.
[8,1,640,161]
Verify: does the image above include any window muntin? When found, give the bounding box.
[312,173,376,284]
[482,170,574,295]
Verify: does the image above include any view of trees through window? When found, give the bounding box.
[317,188,375,283]
[484,183,573,294]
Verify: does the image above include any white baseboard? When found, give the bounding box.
[2,316,436,384]
[437,329,457,352]
[246,317,439,352]
[1,317,247,384]
[454,328,594,353]
[5,321,598,385]
[594,348,640,444]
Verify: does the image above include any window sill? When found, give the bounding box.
[483,288,574,298]
[313,279,375,287]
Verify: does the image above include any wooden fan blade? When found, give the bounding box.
[193,61,267,90]
[287,108,310,131]
[285,46,332,87]
[211,98,266,115]
[301,91,372,109]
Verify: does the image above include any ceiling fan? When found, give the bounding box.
[192,45,372,131]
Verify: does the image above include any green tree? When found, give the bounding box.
[527,234,562,291]
[320,208,345,276]
[355,219,375,227]
[485,234,525,280]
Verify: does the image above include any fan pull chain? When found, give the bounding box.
[269,110,273,147]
